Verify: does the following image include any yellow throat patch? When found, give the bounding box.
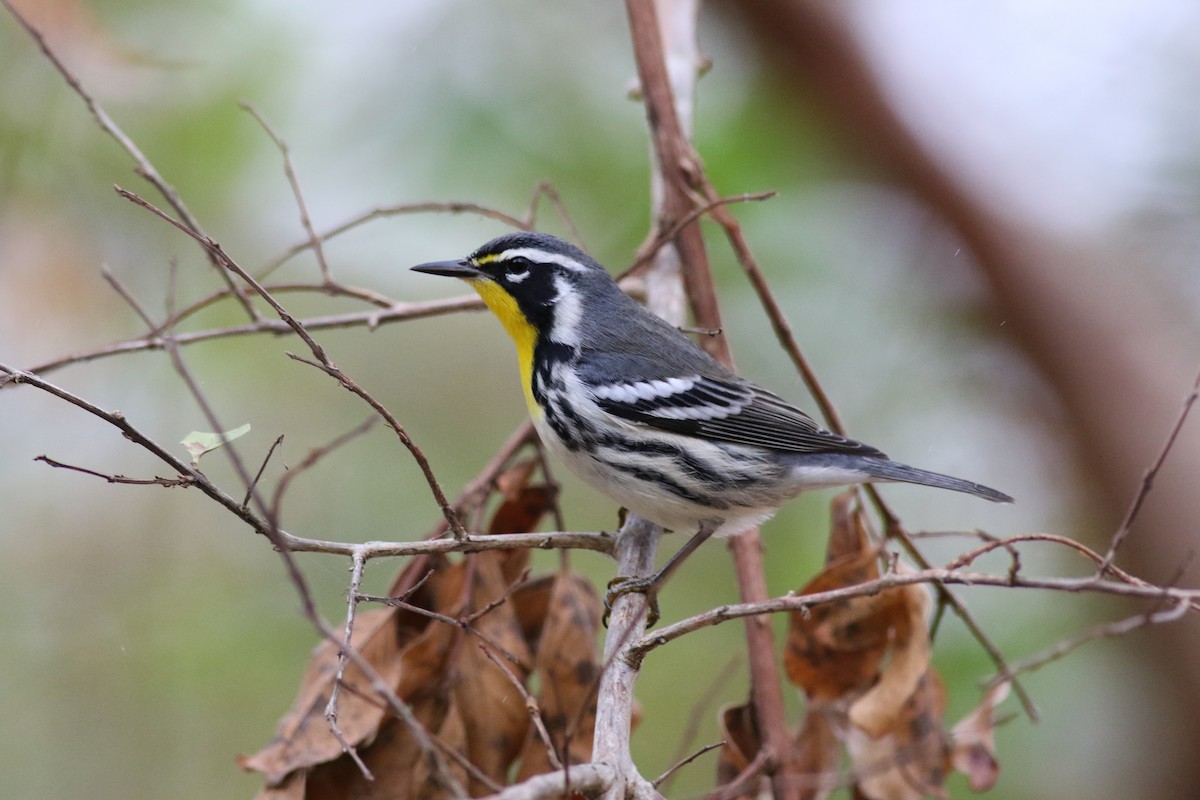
[468,278,540,416]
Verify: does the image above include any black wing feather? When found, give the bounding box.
[586,371,886,458]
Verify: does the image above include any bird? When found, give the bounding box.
[413,231,1011,623]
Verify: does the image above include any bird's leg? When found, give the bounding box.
[604,518,721,627]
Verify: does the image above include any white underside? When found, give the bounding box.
[531,411,871,539]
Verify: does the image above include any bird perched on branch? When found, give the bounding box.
[413,231,1011,623]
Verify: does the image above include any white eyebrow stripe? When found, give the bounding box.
[498,247,590,273]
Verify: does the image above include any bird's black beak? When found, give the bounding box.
[411,259,481,279]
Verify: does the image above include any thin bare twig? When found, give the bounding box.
[16,292,484,379]
[480,645,565,772]
[243,434,285,508]
[441,420,539,535]
[282,530,615,558]
[33,455,194,488]
[1,363,262,530]
[702,192,847,435]
[943,531,1142,586]
[325,549,374,780]
[286,351,464,537]
[528,182,585,248]
[101,265,158,330]
[360,568,536,673]
[987,597,1191,689]
[241,102,334,284]
[630,568,1200,660]
[653,741,725,789]
[259,200,532,279]
[1100,365,1200,572]
[618,190,776,282]
[268,418,378,533]
[889,519,1039,720]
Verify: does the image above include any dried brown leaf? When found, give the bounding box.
[252,770,304,800]
[792,706,841,800]
[785,548,889,700]
[239,608,408,784]
[515,570,602,779]
[407,701,468,800]
[488,458,556,583]
[454,552,534,793]
[950,681,1009,792]
[242,556,462,787]
[716,702,762,799]
[845,671,948,800]
[489,482,556,535]
[510,573,556,645]
[304,695,457,800]
[785,494,959,800]
[826,491,874,563]
[848,583,932,738]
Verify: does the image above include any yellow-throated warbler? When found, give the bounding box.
[414,232,1011,620]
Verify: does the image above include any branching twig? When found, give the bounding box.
[115,185,466,537]
[1,363,262,530]
[630,567,1200,660]
[282,530,615,558]
[618,190,776,282]
[0,0,258,320]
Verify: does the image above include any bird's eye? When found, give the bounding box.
[499,256,533,284]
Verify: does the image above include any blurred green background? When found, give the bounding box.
[3,1,1199,798]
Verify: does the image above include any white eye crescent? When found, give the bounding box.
[505,270,531,283]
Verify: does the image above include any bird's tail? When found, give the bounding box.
[862,460,1013,503]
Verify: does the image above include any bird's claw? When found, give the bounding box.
[603,575,660,628]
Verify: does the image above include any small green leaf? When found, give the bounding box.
[181,423,252,466]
